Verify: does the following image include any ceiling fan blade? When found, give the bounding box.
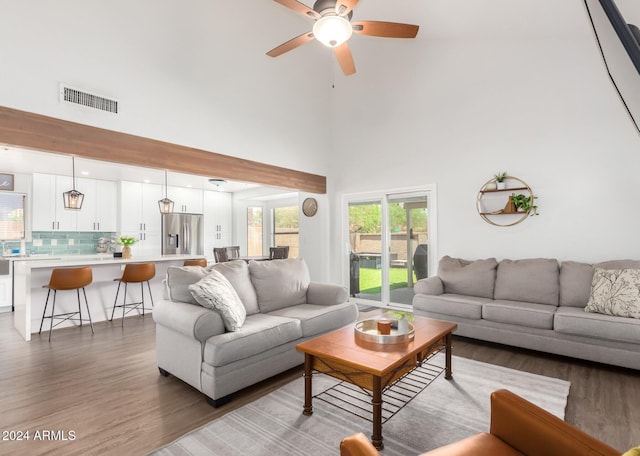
[266,32,315,57]
[273,0,320,19]
[334,42,356,76]
[352,21,419,39]
[335,0,360,17]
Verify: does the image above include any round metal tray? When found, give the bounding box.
[354,319,415,345]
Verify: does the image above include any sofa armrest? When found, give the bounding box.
[414,276,444,295]
[490,389,621,456]
[153,299,225,343]
[307,282,349,306]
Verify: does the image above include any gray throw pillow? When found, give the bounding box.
[166,266,208,304]
[249,258,310,313]
[438,256,498,299]
[188,269,246,331]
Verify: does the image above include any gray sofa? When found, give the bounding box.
[412,256,640,370]
[153,258,358,406]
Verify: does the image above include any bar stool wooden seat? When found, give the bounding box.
[39,267,94,342]
[183,259,207,267]
[110,263,156,327]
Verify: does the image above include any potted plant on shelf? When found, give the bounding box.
[117,235,137,259]
[494,172,508,189]
[512,193,539,216]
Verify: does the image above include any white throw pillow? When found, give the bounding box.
[585,268,640,319]
[189,269,246,331]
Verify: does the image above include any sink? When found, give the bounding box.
[0,259,10,275]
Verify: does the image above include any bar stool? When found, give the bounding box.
[110,263,156,327]
[183,259,207,267]
[39,267,94,342]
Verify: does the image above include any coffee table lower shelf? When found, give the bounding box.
[313,354,445,425]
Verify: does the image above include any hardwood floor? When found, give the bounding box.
[0,311,638,455]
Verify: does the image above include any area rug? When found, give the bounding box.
[151,354,570,456]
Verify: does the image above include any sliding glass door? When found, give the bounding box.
[346,188,434,308]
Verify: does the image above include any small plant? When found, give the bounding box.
[494,172,508,182]
[512,193,539,216]
[117,235,137,246]
[386,310,415,322]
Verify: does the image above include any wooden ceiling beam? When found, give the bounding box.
[0,105,326,194]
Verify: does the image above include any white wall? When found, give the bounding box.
[0,0,333,176]
[327,0,640,283]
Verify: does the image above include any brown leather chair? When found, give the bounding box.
[39,267,94,341]
[110,263,155,327]
[183,259,207,267]
[339,389,621,456]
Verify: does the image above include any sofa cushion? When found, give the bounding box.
[189,270,246,331]
[412,293,488,320]
[585,268,640,319]
[202,313,302,366]
[267,302,357,338]
[483,300,556,330]
[555,307,640,344]
[494,259,560,306]
[249,258,311,313]
[208,260,260,315]
[559,261,595,308]
[165,266,208,304]
[438,256,498,299]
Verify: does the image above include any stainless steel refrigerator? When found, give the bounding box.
[161,213,204,255]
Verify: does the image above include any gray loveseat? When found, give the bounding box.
[412,256,640,370]
[153,258,358,406]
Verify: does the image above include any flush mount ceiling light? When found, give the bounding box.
[158,170,174,214]
[312,15,352,47]
[63,156,84,210]
[208,178,226,187]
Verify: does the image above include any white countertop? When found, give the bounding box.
[11,254,205,269]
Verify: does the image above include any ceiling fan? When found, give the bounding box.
[266,0,419,76]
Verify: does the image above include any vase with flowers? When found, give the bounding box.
[117,236,137,259]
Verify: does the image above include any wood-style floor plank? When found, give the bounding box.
[0,311,638,455]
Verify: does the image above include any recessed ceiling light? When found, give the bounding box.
[143,179,151,183]
[81,170,89,176]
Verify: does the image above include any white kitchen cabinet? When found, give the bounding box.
[169,186,203,213]
[0,274,12,311]
[76,178,117,232]
[203,190,232,259]
[32,174,77,231]
[119,181,163,256]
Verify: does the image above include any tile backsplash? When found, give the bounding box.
[3,232,117,255]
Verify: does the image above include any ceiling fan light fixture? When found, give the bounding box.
[313,15,352,47]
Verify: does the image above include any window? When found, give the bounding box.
[273,205,299,258]
[247,207,263,257]
[0,193,25,240]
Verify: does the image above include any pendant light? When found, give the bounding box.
[63,156,84,210]
[158,170,174,214]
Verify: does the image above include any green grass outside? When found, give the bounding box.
[359,267,417,294]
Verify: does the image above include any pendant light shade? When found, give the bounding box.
[63,156,84,210]
[158,170,174,214]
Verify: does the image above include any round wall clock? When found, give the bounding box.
[302,197,318,217]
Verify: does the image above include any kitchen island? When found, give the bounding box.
[13,254,206,341]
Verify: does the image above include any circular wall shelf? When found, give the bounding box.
[476,176,535,227]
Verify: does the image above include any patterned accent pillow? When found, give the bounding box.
[585,268,640,319]
[188,269,246,331]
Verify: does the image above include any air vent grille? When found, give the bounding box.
[60,84,119,113]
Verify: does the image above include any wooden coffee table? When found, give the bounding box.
[296,316,457,450]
